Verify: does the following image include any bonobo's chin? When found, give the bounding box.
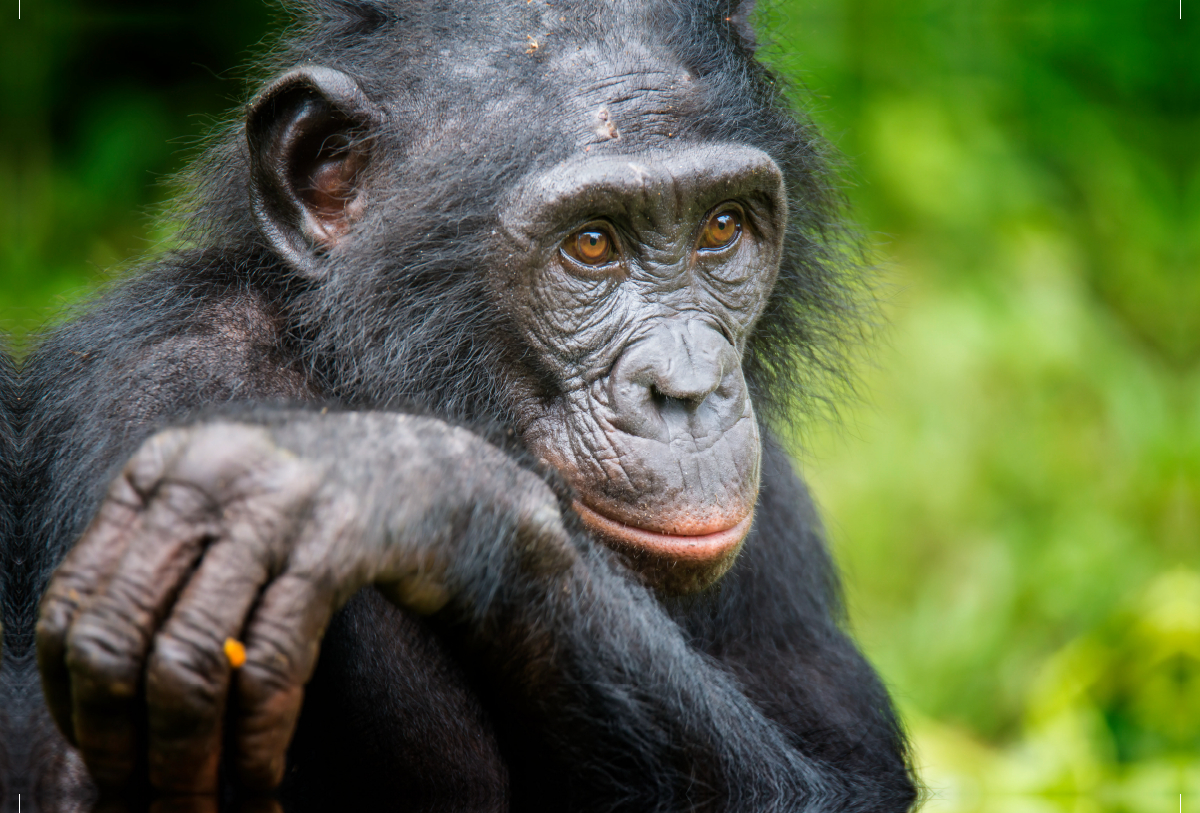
[519,391,762,592]
[572,500,754,594]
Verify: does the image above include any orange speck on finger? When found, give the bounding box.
[224,637,247,669]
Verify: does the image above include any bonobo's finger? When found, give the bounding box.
[146,457,319,793]
[514,492,573,569]
[66,423,295,787]
[65,480,220,788]
[496,469,574,574]
[233,571,337,790]
[144,540,270,793]
[38,476,146,745]
[37,430,192,743]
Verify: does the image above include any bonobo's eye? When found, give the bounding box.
[561,225,619,269]
[698,207,743,252]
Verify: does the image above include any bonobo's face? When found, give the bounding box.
[496,148,786,591]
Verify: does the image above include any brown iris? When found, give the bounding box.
[699,209,742,251]
[564,227,616,266]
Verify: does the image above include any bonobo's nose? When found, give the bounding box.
[609,320,750,443]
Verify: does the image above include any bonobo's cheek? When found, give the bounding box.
[523,384,761,593]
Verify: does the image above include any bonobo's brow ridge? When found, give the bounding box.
[501,144,787,242]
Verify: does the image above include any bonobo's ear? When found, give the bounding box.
[247,66,381,275]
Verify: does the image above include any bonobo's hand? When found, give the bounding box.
[37,412,570,795]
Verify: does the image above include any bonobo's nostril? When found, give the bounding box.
[608,320,748,442]
[650,370,721,406]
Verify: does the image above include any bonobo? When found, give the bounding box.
[22,0,917,810]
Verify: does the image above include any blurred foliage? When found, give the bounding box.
[0,0,1196,810]
[761,0,1199,809]
[0,0,272,338]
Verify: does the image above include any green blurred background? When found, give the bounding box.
[1,0,1196,810]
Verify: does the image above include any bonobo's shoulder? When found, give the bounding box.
[22,261,314,570]
[25,260,311,434]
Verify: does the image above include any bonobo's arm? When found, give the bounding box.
[38,410,894,812]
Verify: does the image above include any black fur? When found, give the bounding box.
[8,1,917,810]
[0,349,16,801]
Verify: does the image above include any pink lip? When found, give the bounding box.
[572,501,754,563]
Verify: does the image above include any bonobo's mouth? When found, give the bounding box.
[572,500,754,564]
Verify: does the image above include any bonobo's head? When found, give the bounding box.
[225,0,851,593]
[494,149,784,590]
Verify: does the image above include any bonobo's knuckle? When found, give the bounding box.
[242,623,309,690]
[107,566,177,618]
[192,421,278,452]
[148,629,227,713]
[516,466,556,501]
[511,483,573,572]
[429,421,505,466]
[238,660,290,705]
[105,473,147,512]
[40,568,90,618]
[170,424,283,497]
[224,457,323,523]
[36,597,73,648]
[513,471,561,521]
[66,618,143,696]
[125,427,194,497]
[525,500,565,538]
[152,481,221,529]
[239,645,298,701]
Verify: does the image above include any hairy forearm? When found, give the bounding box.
[436,539,841,812]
